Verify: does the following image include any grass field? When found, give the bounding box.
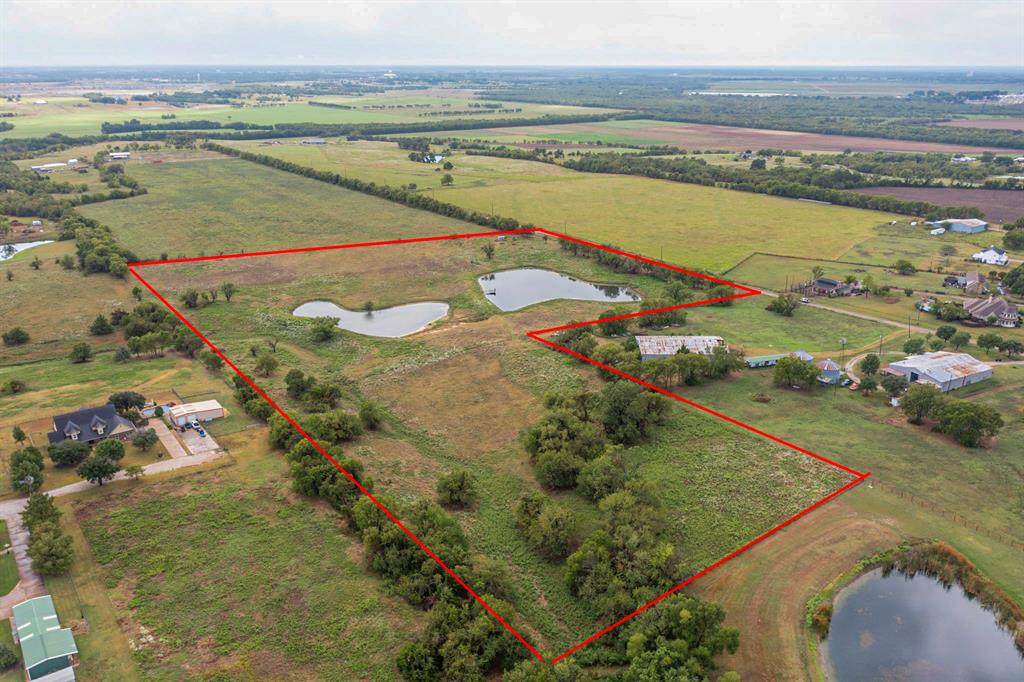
[78,157,473,260]
[133,235,861,655]
[0,90,610,139]
[220,139,899,272]
[0,521,18,597]
[403,119,1023,154]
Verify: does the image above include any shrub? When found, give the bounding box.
[436,471,479,509]
[2,327,29,346]
[47,440,90,468]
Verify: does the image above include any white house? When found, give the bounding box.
[972,246,1009,267]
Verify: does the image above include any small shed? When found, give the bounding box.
[12,595,78,682]
[816,358,842,385]
[167,400,225,427]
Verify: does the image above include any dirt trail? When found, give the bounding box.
[692,498,901,681]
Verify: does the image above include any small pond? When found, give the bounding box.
[0,240,55,261]
[292,300,449,338]
[478,268,639,311]
[823,568,1023,682]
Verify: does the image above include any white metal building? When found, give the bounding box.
[636,335,725,361]
[885,352,993,392]
[167,400,225,426]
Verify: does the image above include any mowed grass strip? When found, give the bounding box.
[77,157,474,260]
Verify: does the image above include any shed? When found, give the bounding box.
[12,595,78,682]
[167,400,225,426]
[816,358,842,385]
[108,151,131,160]
[886,352,992,392]
[931,218,988,234]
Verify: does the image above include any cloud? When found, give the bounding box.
[1,0,1021,66]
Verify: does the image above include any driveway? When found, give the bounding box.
[180,427,221,455]
[151,419,188,459]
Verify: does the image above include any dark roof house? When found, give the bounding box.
[963,297,1020,328]
[47,404,135,445]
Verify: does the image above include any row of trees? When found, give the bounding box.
[900,384,1004,447]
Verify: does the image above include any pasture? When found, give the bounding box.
[410,119,1020,154]
[856,187,1024,223]
[137,235,858,655]
[221,139,898,272]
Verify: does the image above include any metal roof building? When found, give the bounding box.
[636,335,725,360]
[886,352,993,392]
[12,596,78,681]
[745,349,813,368]
[167,399,225,426]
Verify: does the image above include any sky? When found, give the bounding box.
[1,0,1022,68]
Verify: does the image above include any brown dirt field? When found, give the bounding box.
[518,121,1024,154]
[856,187,1024,223]
[935,118,1024,131]
[692,496,902,682]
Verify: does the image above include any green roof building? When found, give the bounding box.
[11,596,78,682]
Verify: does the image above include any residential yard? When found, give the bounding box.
[0,521,17,597]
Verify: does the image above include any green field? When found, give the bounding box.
[78,157,472,260]
[221,139,899,271]
[0,91,609,139]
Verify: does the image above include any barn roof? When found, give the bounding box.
[12,596,78,671]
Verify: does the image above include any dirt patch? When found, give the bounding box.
[856,187,1024,223]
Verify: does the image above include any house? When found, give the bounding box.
[636,335,725,361]
[885,352,992,392]
[167,400,225,427]
[951,155,976,164]
[816,358,842,385]
[929,218,988,234]
[972,246,1009,267]
[1014,157,1024,165]
[47,404,135,445]
[963,296,1020,328]
[929,227,946,236]
[809,277,853,297]
[964,271,987,295]
[745,349,813,368]
[301,138,326,145]
[12,595,79,682]
[30,219,42,227]
[108,151,131,160]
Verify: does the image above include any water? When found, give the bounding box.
[0,240,54,261]
[292,300,449,338]
[823,568,1023,682]
[478,268,639,312]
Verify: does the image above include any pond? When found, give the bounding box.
[823,568,1023,682]
[0,240,55,261]
[478,268,639,312]
[292,300,449,338]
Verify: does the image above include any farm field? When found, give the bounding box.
[409,119,1024,154]
[836,225,1017,269]
[0,91,610,139]
[221,139,899,272]
[856,187,1024,223]
[699,79,1020,97]
[78,157,473,259]
[934,118,1024,131]
[136,235,857,656]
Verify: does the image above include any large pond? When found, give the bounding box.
[0,240,54,261]
[823,568,1023,682]
[292,300,449,338]
[478,268,639,311]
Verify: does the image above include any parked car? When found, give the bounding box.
[196,428,207,438]
[799,297,810,304]
[189,419,201,429]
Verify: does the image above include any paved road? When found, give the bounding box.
[151,419,188,459]
[0,446,227,619]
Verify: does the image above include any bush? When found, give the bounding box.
[89,314,114,335]
[436,471,479,509]
[69,342,93,363]
[47,440,90,467]
[2,327,29,346]
[94,438,125,462]
[535,450,583,489]
[359,400,387,430]
[0,643,17,670]
[576,454,626,501]
[109,391,146,413]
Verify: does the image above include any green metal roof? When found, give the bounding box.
[12,596,77,671]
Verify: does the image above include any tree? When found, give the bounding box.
[881,374,909,398]
[765,294,798,316]
[199,349,224,372]
[10,446,43,492]
[310,316,337,342]
[976,333,1003,351]
[305,382,341,409]
[598,310,630,336]
[442,160,453,170]
[936,325,957,341]
[932,399,1004,447]
[47,441,90,468]
[11,425,25,444]
[21,493,61,532]
[69,342,93,363]
[29,256,42,270]
[359,400,387,430]
[859,377,878,395]
[114,346,132,362]
[901,384,941,424]
[77,456,120,485]
[131,285,143,301]
[811,265,825,281]
[482,243,495,260]
[125,464,144,481]
[132,428,159,451]
[2,327,29,346]
[892,259,917,275]
[750,158,767,170]
[535,450,584,489]
[902,337,926,355]
[254,351,279,377]
[860,353,880,376]
[949,331,971,350]
[929,337,946,351]
[27,522,73,576]
[773,356,820,388]
[577,454,626,501]
[997,339,1023,358]
[180,289,201,308]
[89,314,113,335]
[220,282,236,301]
[440,173,454,186]
[94,438,126,463]
[436,471,479,509]
[285,369,316,399]
[109,391,146,413]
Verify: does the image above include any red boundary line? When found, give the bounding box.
[129,226,869,663]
